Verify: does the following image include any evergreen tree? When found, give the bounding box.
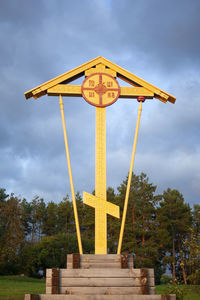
[0,195,24,274]
[42,201,58,236]
[107,187,120,253]
[185,227,200,284]
[0,189,9,251]
[82,191,95,242]
[156,188,192,283]
[57,195,73,234]
[116,173,160,269]
[0,188,8,202]
[184,205,200,284]
[76,191,85,233]
[192,204,200,235]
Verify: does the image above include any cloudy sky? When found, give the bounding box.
[1,0,200,207]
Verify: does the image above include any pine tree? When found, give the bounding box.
[107,187,120,253]
[42,201,58,236]
[156,188,192,283]
[57,195,73,234]
[0,195,25,273]
[0,189,9,249]
[82,190,95,242]
[116,173,160,268]
[184,205,200,284]
[185,227,200,284]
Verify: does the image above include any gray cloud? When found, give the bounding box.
[110,0,200,73]
[0,0,199,206]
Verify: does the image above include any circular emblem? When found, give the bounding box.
[81,73,120,107]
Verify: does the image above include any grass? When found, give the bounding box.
[156,284,200,300]
[0,276,200,300]
[0,276,45,300]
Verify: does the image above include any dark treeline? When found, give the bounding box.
[0,172,199,284]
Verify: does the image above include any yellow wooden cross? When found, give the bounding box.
[82,65,120,254]
[24,57,176,255]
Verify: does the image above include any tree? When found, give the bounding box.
[21,233,94,277]
[21,196,47,242]
[185,227,200,284]
[57,195,73,234]
[107,187,120,253]
[42,201,58,236]
[116,173,161,271]
[0,188,8,202]
[184,205,200,284]
[156,188,192,283]
[0,195,25,274]
[82,192,95,242]
[192,204,200,235]
[0,189,9,252]
[21,198,32,238]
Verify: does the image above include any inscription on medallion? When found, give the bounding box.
[81,73,120,107]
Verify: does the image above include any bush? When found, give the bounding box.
[160,274,171,285]
[21,233,93,277]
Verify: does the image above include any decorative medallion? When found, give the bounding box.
[81,73,120,107]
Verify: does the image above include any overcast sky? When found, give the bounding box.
[1,0,200,207]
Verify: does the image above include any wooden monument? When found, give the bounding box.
[24,57,176,299]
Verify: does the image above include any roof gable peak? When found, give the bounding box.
[24,56,176,104]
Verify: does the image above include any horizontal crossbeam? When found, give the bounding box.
[83,192,119,218]
[47,85,154,98]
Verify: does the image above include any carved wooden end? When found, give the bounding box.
[120,254,128,268]
[51,268,59,294]
[140,268,149,294]
[72,253,80,269]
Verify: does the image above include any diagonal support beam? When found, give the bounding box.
[83,192,119,218]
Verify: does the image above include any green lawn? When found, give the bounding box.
[156,284,200,300]
[0,276,45,300]
[0,276,200,300]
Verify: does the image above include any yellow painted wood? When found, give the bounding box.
[47,85,154,98]
[120,87,154,98]
[25,56,176,103]
[25,57,103,99]
[95,107,106,201]
[117,101,143,254]
[48,85,82,97]
[83,108,119,254]
[85,64,116,77]
[98,57,175,103]
[59,95,83,254]
[83,192,119,219]
[25,57,176,257]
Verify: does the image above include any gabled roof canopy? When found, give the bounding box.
[24,56,176,104]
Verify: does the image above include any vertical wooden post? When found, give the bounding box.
[95,107,107,254]
[140,268,149,295]
[120,254,128,268]
[51,268,59,294]
[161,296,171,300]
[31,296,39,300]
[24,295,39,300]
[72,253,80,269]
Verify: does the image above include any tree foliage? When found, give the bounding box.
[0,173,199,284]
